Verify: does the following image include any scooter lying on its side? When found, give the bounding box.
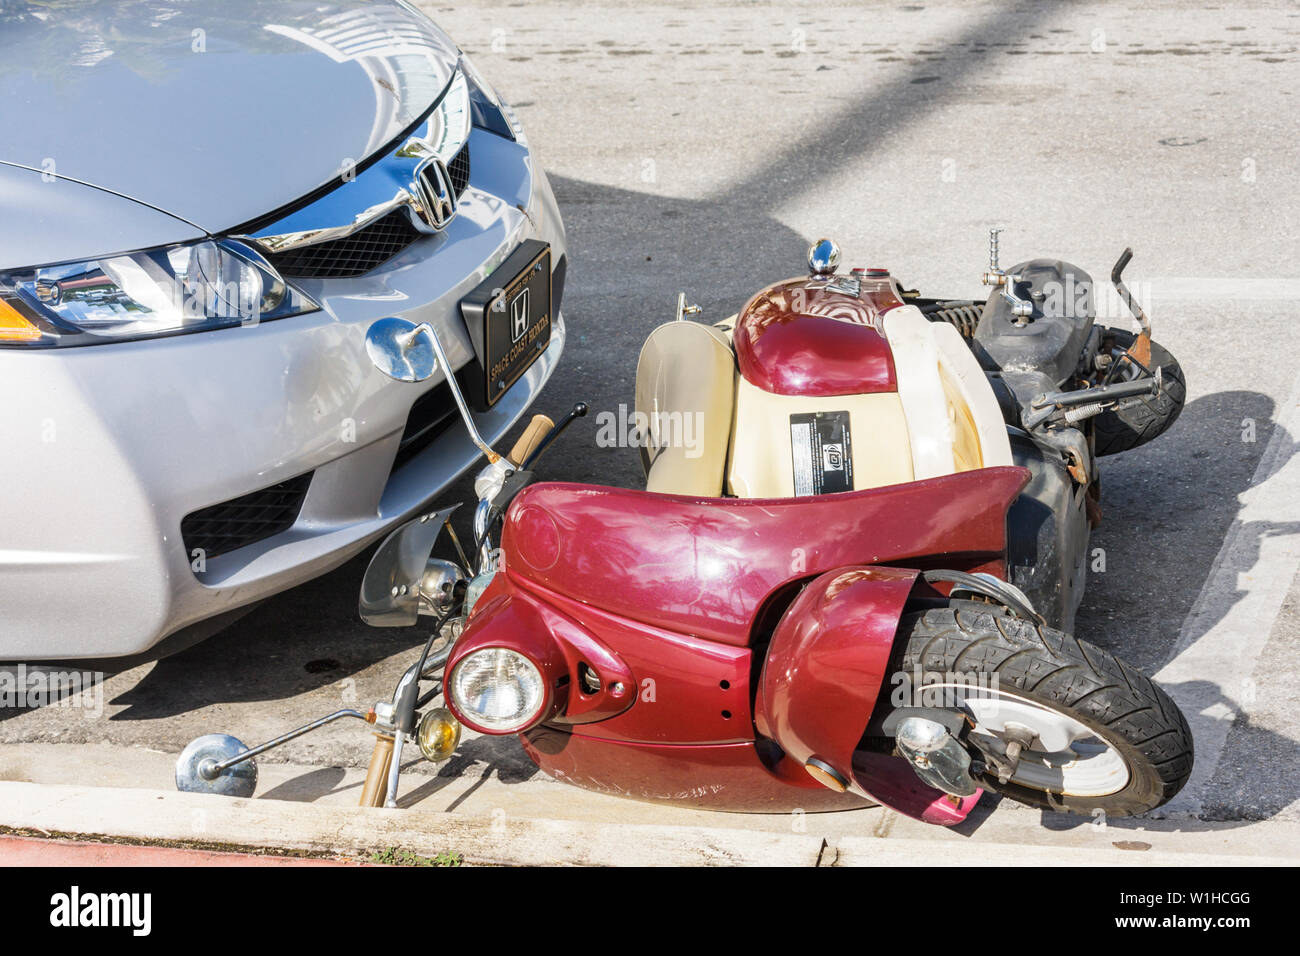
[178,232,1192,825]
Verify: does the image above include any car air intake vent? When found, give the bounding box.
[181,472,313,561]
[269,142,471,280]
[389,365,479,474]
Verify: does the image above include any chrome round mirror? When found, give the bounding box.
[175,733,258,798]
[807,238,840,276]
[365,316,438,383]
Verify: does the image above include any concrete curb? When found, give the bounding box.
[0,782,1288,867]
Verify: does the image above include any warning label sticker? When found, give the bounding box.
[789,411,854,496]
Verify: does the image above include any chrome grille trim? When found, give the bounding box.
[245,70,471,256]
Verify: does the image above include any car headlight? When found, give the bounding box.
[448,647,547,733]
[0,238,318,348]
[460,53,521,142]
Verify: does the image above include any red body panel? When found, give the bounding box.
[754,565,918,764]
[452,578,749,744]
[522,728,872,813]
[752,565,982,821]
[515,580,754,744]
[732,275,904,396]
[501,467,1030,647]
[448,468,1030,819]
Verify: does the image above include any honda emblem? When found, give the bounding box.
[411,158,458,232]
[510,289,532,343]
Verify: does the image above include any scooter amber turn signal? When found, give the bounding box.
[417,707,461,762]
[804,756,850,793]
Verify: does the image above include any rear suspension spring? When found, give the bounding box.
[925,303,983,339]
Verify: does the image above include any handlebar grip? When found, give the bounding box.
[508,414,554,467]
[358,733,394,808]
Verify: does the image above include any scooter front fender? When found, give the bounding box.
[755,565,981,826]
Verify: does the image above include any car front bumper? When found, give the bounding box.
[0,129,567,660]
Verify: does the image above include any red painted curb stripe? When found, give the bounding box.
[0,835,373,867]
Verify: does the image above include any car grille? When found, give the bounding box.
[271,209,422,280]
[270,143,471,280]
[181,473,314,561]
[448,140,471,194]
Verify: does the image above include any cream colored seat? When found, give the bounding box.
[635,321,736,497]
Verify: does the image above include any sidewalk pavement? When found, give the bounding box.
[0,743,1293,866]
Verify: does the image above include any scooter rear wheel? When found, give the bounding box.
[894,605,1193,816]
[1092,328,1185,457]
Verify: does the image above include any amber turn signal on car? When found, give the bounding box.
[0,296,40,342]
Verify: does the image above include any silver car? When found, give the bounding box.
[0,1,567,660]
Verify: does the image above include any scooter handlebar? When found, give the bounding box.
[509,414,555,467]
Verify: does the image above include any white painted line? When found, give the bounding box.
[1155,369,1300,816]
[1147,277,1300,301]
[1091,276,1300,323]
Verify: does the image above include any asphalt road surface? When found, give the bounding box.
[3,1,1299,841]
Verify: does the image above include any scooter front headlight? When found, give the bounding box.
[448,647,546,733]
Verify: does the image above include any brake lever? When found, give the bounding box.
[489,467,536,516]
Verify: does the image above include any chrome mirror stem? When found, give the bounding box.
[416,321,503,464]
[366,315,504,464]
[383,732,406,808]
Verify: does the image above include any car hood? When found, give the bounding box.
[0,0,458,235]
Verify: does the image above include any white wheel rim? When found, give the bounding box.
[926,684,1131,797]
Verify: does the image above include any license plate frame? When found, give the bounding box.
[460,241,552,409]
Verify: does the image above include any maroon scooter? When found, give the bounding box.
[179,237,1191,825]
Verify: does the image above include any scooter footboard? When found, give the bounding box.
[754,565,978,825]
